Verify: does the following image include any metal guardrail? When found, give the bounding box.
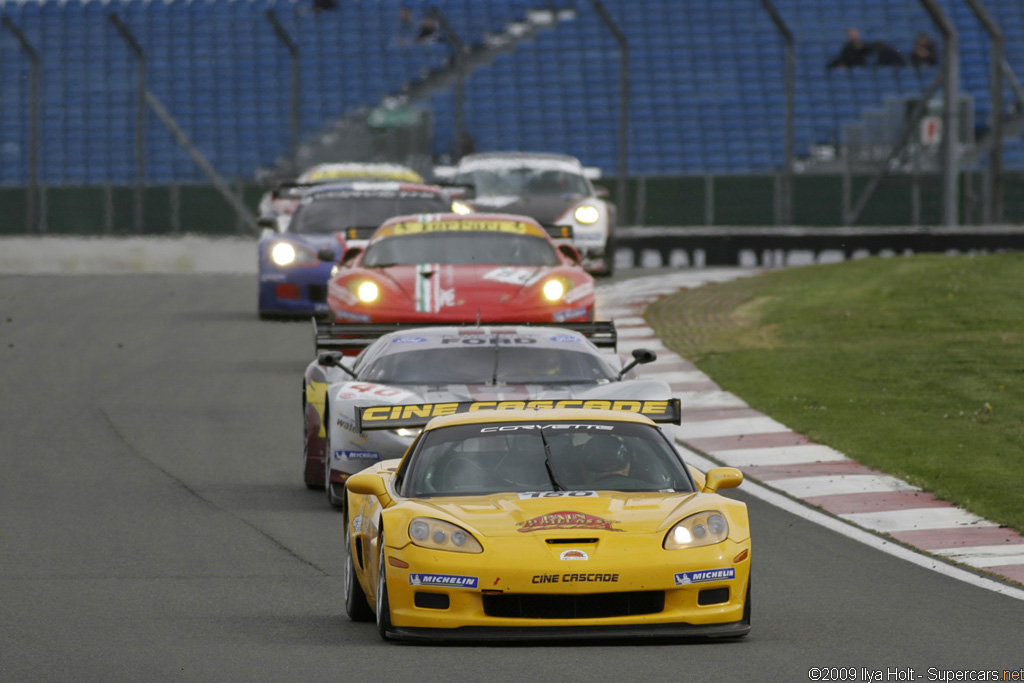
[614,225,1024,268]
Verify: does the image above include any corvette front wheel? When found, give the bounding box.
[375,533,393,640]
[344,519,373,622]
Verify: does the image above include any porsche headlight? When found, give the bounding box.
[451,200,473,215]
[574,204,600,225]
[270,242,298,266]
[664,511,729,550]
[408,517,482,553]
[357,281,379,303]
[542,279,565,301]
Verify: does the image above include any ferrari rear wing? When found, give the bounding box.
[313,319,618,353]
[354,397,683,431]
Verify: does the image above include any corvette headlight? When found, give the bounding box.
[542,279,565,301]
[451,200,473,215]
[357,281,379,303]
[408,517,482,553]
[664,511,729,550]
[574,204,600,225]
[270,242,297,266]
[392,427,422,438]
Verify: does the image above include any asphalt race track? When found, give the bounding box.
[2,272,1023,683]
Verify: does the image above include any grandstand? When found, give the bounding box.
[1,0,1023,226]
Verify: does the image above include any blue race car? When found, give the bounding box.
[257,182,457,319]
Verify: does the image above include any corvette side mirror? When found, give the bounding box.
[345,471,393,507]
[702,467,743,493]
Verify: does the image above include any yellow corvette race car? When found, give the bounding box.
[343,400,751,641]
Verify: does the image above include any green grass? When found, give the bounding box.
[645,252,1024,533]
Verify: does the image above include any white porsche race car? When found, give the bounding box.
[438,152,618,276]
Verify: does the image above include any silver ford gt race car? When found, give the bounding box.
[302,322,668,508]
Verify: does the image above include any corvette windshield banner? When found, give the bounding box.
[354,398,682,430]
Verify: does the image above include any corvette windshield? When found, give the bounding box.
[455,168,590,196]
[358,347,615,384]
[290,195,449,234]
[398,421,695,497]
[362,232,559,267]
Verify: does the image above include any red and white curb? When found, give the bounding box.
[598,270,1024,589]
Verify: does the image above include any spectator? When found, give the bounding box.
[415,15,442,45]
[454,131,476,160]
[395,7,415,47]
[827,27,871,69]
[872,41,907,67]
[312,0,337,14]
[911,32,939,68]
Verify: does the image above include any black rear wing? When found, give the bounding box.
[313,319,617,353]
[542,224,574,241]
[355,398,682,431]
[339,226,379,242]
[270,181,319,200]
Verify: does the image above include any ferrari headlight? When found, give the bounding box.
[664,511,729,550]
[574,204,600,225]
[270,242,297,266]
[357,281,379,303]
[408,517,482,553]
[451,200,473,215]
[542,279,565,301]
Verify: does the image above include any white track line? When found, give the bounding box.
[934,546,1024,568]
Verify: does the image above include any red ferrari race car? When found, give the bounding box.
[325,213,595,324]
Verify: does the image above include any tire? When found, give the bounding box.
[303,396,320,490]
[742,580,751,626]
[597,235,616,277]
[375,532,393,641]
[324,422,344,510]
[344,518,373,622]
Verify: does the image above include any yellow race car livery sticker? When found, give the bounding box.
[354,398,681,430]
[517,511,622,533]
[377,219,545,238]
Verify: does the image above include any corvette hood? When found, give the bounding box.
[407,492,703,538]
[468,194,583,225]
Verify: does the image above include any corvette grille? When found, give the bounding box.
[482,591,664,619]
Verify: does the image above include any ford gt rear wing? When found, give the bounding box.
[312,319,618,353]
[354,397,683,431]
